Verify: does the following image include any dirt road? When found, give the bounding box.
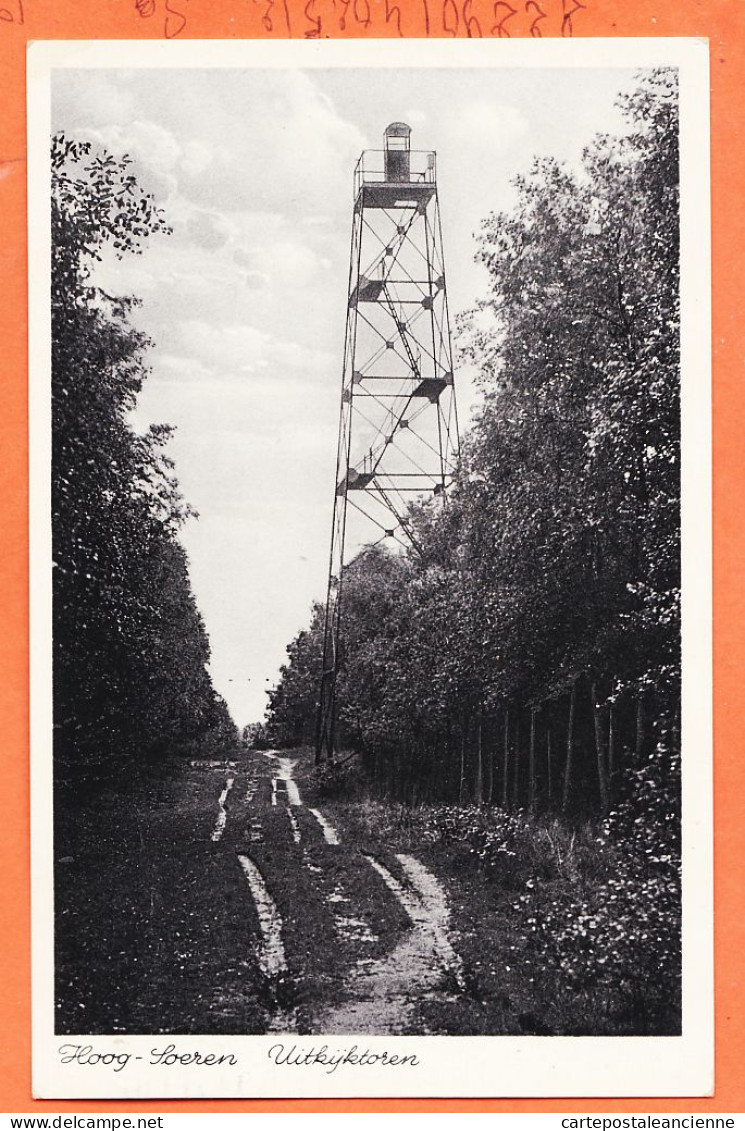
[57,744,537,1036]
[54,742,671,1038]
[55,739,677,1039]
[209,748,469,1035]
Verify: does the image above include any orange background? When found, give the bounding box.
[1,0,742,1113]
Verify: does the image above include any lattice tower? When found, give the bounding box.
[316,122,459,764]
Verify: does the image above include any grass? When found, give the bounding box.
[55,743,680,1037]
[316,791,681,1036]
[54,745,413,1035]
[55,755,267,1034]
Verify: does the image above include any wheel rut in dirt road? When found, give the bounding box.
[236,852,297,1033]
[210,772,235,842]
[213,748,468,1035]
[310,850,466,1034]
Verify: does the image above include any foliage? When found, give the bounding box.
[340,750,679,1033]
[515,738,681,1031]
[52,135,236,784]
[265,602,325,748]
[316,755,364,800]
[268,69,681,822]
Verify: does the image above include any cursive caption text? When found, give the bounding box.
[268,1042,420,1074]
[57,1043,238,1073]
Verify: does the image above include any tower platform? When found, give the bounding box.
[356,181,436,211]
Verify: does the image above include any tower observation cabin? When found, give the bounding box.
[354,121,437,209]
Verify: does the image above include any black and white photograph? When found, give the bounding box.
[29,39,712,1099]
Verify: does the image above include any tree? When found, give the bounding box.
[265,603,325,748]
[268,71,681,816]
[52,135,234,784]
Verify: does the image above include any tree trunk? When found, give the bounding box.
[485,717,494,804]
[546,715,553,803]
[591,680,610,815]
[512,712,521,809]
[672,698,681,754]
[502,707,510,809]
[635,690,646,765]
[562,681,577,813]
[459,717,468,804]
[528,706,537,812]
[474,707,484,805]
[607,699,615,798]
[445,716,453,798]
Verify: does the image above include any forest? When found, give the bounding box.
[51,134,236,792]
[266,70,681,821]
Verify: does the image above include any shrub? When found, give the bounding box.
[515,741,681,1033]
[316,755,364,800]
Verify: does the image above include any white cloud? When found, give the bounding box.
[449,101,527,148]
[181,139,214,178]
[242,270,269,291]
[176,320,268,374]
[166,321,335,390]
[53,72,136,131]
[130,69,367,217]
[253,240,326,290]
[186,209,231,251]
[82,118,205,180]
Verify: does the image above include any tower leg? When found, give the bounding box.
[315,205,363,765]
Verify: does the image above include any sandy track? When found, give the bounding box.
[214,749,466,1034]
[210,775,235,842]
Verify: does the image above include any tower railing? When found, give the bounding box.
[354,149,437,198]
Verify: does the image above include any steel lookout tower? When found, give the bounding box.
[315,123,459,764]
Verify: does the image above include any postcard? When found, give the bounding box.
[28,36,712,1099]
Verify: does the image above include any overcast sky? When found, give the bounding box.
[52,63,639,726]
